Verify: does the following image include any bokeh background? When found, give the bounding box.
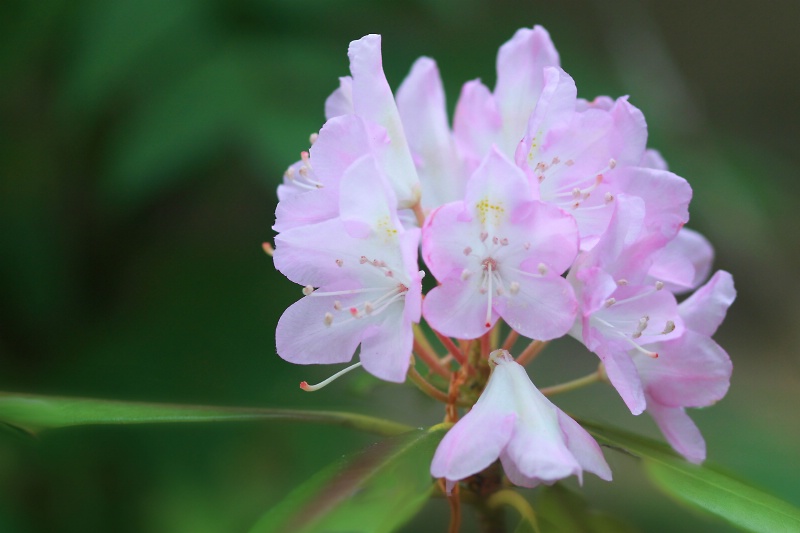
[1,0,799,531]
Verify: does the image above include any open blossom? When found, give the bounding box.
[422,147,578,340]
[431,350,612,488]
[274,155,423,382]
[569,195,685,414]
[270,26,735,492]
[633,271,735,463]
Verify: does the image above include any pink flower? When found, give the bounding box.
[633,271,735,463]
[569,195,685,415]
[453,26,560,172]
[431,350,612,488]
[421,147,578,340]
[274,155,423,382]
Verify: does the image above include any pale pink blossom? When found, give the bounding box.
[633,271,735,463]
[422,147,578,340]
[453,26,560,173]
[569,195,685,414]
[431,350,611,488]
[274,155,423,382]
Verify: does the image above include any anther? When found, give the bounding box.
[565,159,574,166]
[661,321,675,334]
[480,232,488,242]
[524,242,531,250]
[655,281,664,290]
[538,263,548,275]
[309,133,318,145]
[509,282,520,295]
[463,246,472,256]
[572,188,582,198]
[298,166,309,177]
[552,157,561,165]
[604,192,614,203]
[364,302,374,314]
[333,300,342,310]
[360,256,369,264]
[302,285,315,296]
[461,269,471,281]
[500,238,509,246]
[616,279,628,286]
[604,298,616,308]
[324,312,334,326]
[493,236,499,245]
[285,167,296,179]
[335,259,343,267]
[609,159,617,169]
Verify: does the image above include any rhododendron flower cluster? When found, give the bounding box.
[269,26,734,491]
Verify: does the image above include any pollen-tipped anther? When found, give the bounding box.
[302,285,315,296]
[655,281,664,290]
[661,320,675,334]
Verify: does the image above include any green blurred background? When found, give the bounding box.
[1,0,798,531]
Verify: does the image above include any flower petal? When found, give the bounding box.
[646,396,706,464]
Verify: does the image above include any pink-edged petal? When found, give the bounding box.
[640,148,669,170]
[514,200,579,275]
[615,166,692,242]
[397,57,466,208]
[646,396,706,464]
[338,155,402,239]
[556,411,613,481]
[359,307,414,382]
[324,76,353,119]
[679,270,736,337]
[276,290,365,366]
[311,115,390,187]
[423,280,496,339]
[348,35,419,206]
[636,331,731,408]
[499,274,576,340]
[648,227,714,293]
[273,187,339,233]
[421,202,478,281]
[516,67,577,166]
[593,339,646,414]
[464,146,533,226]
[494,26,560,155]
[430,410,516,481]
[453,79,502,169]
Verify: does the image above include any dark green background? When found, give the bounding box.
[1,0,798,531]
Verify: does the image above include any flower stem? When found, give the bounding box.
[540,369,602,397]
[412,201,426,228]
[515,340,549,366]
[487,489,540,533]
[407,363,451,404]
[434,330,467,366]
[413,326,451,378]
[501,329,519,352]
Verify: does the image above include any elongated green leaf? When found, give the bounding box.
[536,484,639,533]
[579,420,800,533]
[250,425,449,533]
[0,392,411,437]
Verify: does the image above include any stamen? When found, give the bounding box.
[604,298,616,307]
[309,132,318,145]
[333,300,342,310]
[461,269,471,281]
[284,167,296,179]
[480,232,488,242]
[262,242,274,256]
[631,315,650,339]
[324,312,334,326]
[616,279,628,286]
[609,158,617,169]
[300,362,363,392]
[364,302,374,314]
[538,263,548,275]
[500,238,509,246]
[565,159,574,166]
[509,281,520,295]
[302,285,315,296]
[463,246,472,256]
[655,281,664,290]
[485,262,494,328]
[604,192,614,203]
[335,259,343,267]
[661,320,675,334]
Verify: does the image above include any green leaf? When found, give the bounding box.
[249,425,449,533]
[0,392,412,437]
[536,484,639,533]
[579,420,800,533]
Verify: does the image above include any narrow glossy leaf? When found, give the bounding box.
[579,420,800,533]
[536,484,639,533]
[0,392,412,437]
[249,425,449,533]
